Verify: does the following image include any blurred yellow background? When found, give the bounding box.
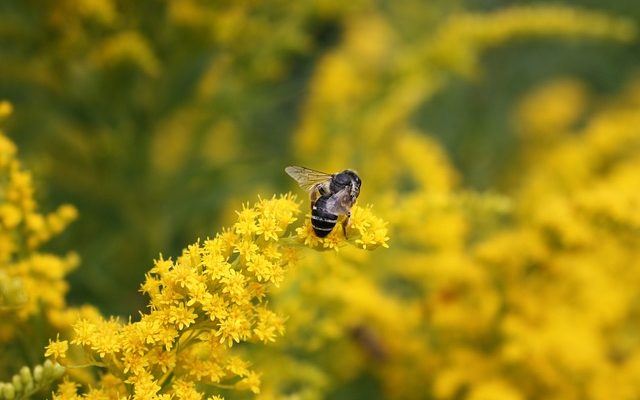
[1,0,640,398]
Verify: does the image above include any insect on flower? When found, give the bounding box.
[285,166,361,238]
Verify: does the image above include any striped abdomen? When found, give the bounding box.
[311,195,338,237]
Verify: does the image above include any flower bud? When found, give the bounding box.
[19,366,32,385]
[19,366,33,392]
[33,365,43,383]
[10,375,21,393]
[52,363,66,379]
[2,383,15,399]
[42,360,53,380]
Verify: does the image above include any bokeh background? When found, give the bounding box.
[2,0,640,398]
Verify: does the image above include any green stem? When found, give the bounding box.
[66,361,107,369]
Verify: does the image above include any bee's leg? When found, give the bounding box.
[310,190,319,207]
[318,185,330,196]
[342,212,351,239]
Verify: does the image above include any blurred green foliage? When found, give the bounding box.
[0,0,638,320]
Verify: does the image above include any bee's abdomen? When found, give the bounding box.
[311,195,338,238]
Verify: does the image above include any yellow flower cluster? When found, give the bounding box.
[514,78,588,139]
[0,105,93,398]
[3,1,638,399]
[425,5,636,77]
[461,76,640,400]
[49,194,389,399]
[266,65,640,400]
[242,4,639,400]
[296,204,389,251]
[0,180,79,330]
[0,119,80,339]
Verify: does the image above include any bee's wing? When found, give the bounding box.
[325,187,352,215]
[285,166,333,193]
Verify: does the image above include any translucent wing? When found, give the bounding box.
[285,166,333,193]
[325,187,352,215]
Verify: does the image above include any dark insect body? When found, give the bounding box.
[285,166,362,237]
[311,195,339,237]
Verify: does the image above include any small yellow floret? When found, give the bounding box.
[45,338,69,361]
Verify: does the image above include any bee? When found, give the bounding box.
[285,166,362,238]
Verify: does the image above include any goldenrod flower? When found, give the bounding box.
[50,193,388,398]
[45,338,69,361]
[235,371,261,394]
[0,128,86,400]
[296,204,390,252]
[4,0,639,398]
[54,379,80,399]
[0,142,79,337]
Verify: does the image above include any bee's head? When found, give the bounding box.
[332,170,361,199]
[345,170,361,187]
